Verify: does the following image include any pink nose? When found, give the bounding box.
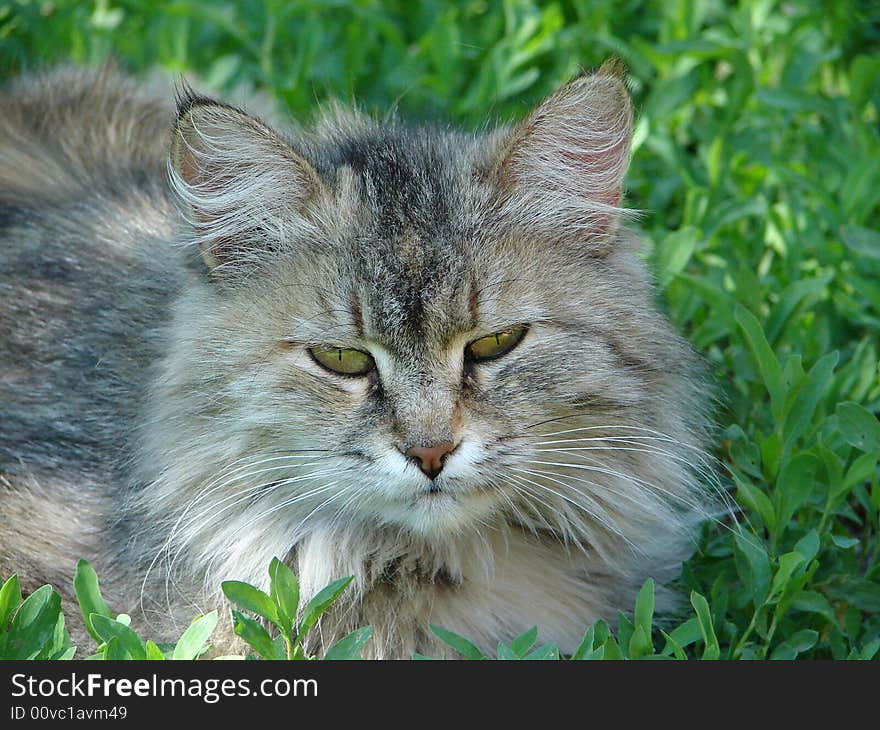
[405,442,456,480]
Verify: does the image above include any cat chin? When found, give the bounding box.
[377,490,499,537]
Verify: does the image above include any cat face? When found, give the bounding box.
[248,215,651,537]
[159,66,710,563]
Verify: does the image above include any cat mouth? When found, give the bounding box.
[417,478,495,500]
[418,485,452,501]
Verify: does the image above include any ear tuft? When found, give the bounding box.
[169,91,322,273]
[494,62,634,242]
[596,56,628,82]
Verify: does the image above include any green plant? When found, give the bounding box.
[72,559,218,660]
[0,575,73,660]
[0,559,371,660]
[221,558,371,660]
[0,0,878,659]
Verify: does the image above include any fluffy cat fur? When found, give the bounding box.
[0,63,720,658]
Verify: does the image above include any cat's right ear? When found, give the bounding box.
[169,90,323,273]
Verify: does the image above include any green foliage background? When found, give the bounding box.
[1,0,879,659]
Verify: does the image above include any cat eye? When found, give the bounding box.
[309,346,375,376]
[466,325,528,362]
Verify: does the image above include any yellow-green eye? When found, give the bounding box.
[466,325,528,362]
[309,346,375,376]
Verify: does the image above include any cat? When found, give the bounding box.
[0,61,719,658]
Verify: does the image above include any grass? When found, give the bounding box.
[1,0,879,659]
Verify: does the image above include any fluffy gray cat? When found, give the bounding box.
[0,62,718,658]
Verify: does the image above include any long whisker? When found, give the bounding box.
[494,475,579,557]
[160,479,345,620]
[521,457,738,535]
[532,430,724,484]
[506,467,629,543]
[533,442,721,493]
[140,456,338,620]
[522,458,708,532]
[170,466,342,538]
[521,423,721,465]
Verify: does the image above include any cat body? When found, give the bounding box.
[0,64,714,658]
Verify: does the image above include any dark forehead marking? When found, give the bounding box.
[327,126,461,240]
[350,291,364,339]
[314,125,480,347]
[468,282,479,327]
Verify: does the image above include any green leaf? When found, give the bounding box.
[509,626,538,657]
[840,225,880,260]
[781,351,838,447]
[40,611,68,661]
[734,476,776,533]
[793,530,820,563]
[323,626,373,660]
[850,54,880,110]
[835,578,880,612]
[570,625,596,660]
[769,629,818,659]
[775,453,818,531]
[856,639,880,660]
[298,576,353,639]
[843,451,877,490]
[628,626,653,659]
[790,591,836,625]
[592,620,611,647]
[829,535,860,549]
[221,581,278,625]
[574,645,605,660]
[765,275,833,344]
[768,551,807,603]
[734,533,771,607]
[90,614,146,661]
[269,557,299,636]
[0,574,22,629]
[729,439,763,479]
[145,640,166,660]
[663,617,703,651]
[616,612,634,657]
[231,609,280,660]
[523,644,559,660]
[634,578,655,642]
[690,591,719,660]
[735,305,783,419]
[429,625,487,660]
[496,642,519,660]
[836,402,880,453]
[73,559,112,644]
[818,442,845,507]
[5,586,62,660]
[655,226,698,286]
[172,610,218,660]
[103,637,127,660]
[760,432,783,481]
[601,635,623,660]
[660,630,687,660]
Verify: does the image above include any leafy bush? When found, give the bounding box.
[0,560,372,660]
[1,0,878,658]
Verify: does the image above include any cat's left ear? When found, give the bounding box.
[492,60,633,242]
[169,91,323,272]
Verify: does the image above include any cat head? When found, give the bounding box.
[156,63,710,585]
